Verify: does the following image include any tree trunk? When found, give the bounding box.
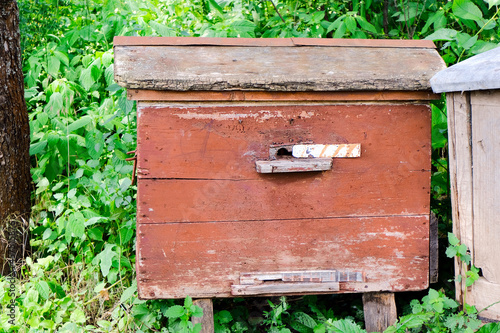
[0,0,31,276]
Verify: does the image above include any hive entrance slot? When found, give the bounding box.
[231,270,364,296]
[276,147,293,158]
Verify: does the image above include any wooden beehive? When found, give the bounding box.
[114,37,445,300]
[431,47,500,321]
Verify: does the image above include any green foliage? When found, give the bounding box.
[263,297,292,333]
[164,296,203,333]
[385,288,484,333]
[8,0,500,331]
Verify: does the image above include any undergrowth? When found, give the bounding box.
[1,0,499,331]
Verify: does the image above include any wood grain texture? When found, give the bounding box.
[114,36,437,48]
[136,103,431,223]
[114,44,445,91]
[429,212,439,284]
[137,216,429,299]
[363,292,397,333]
[430,47,500,93]
[231,282,340,296]
[137,104,431,180]
[471,90,500,284]
[138,176,430,223]
[467,277,500,321]
[127,90,441,102]
[255,158,333,173]
[192,299,214,333]
[446,93,473,304]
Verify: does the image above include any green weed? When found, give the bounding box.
[3,0,500,331]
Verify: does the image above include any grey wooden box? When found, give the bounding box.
[431,47,500,321]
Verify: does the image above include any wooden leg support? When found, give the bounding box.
[192,298,214,333]
[363,292,397,333]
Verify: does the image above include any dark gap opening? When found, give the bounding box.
[276,148,293,158]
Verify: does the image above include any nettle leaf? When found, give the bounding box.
[120,283,137,303]
[54,50,69,66]
[452,0,483,22]
[30,140,48,156]
[191,305,204,318]
[345,16,357,33]
[216,310,232,324]
[70,308,86,324]
[470,40,499,55]
[164,305,185,319]
[48,56,60,78]
[82,54,94,68]
[35,281,51,300]
[328,318,365,333]
[456,33,478,50]
[91,64,103,82]
[87,227,104,241]
[334,21,347,38]
[477,322,500,333]
[448,232,460,246]
[292,311,317,329]
[445,246,458,258]
[42,228,53,240]
[230,20,257,38]
[98,244,117,277]
[425,28,458,41]
[67,115,92,133]
[356,16,377,34]
[80,67,95,91]
[102,52,114,67]
[208,0,224,14]
[66,211,85,240]
[485,0,500,8]
[150,20,176,37]
[44,91,63,117]
[105,65,114,86]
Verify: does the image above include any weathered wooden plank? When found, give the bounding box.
[136,104,432,181]
[471,90,500,284]
[255,158,332,173]
[467,277,500,321]
[137,176,430,223]
[192,299,214,333]
[429,212,439,284]
[431,47,500,93]
[114,43,445,91]
[231,282,340,296]
[447,92,473,304]
[363,292,397,333]
[136,216,429,299]
[114,36,437,48]
[127,90,442,101]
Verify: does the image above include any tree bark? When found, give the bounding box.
[0,0,31,276]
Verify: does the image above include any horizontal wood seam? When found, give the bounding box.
[137,214,430,225]
[114,36,437,49]
[129,90,441,102]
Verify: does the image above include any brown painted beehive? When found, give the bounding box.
[114,37,446,299]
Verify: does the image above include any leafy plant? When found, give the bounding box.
[6,0,500,331]
[164,296,204,333]
[263,296,292,333]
